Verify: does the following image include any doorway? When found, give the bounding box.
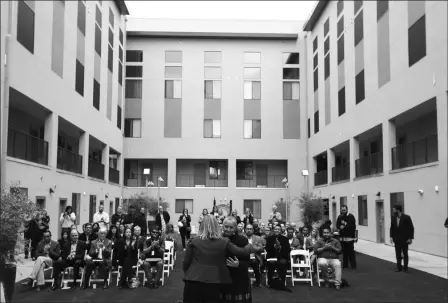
[89,195,97,223]
[109,201,114,215]
[59,198,67,236]
[331,202,337,231]
[375,200,385,243]
[322,198,330,224]
[36,197,46,210]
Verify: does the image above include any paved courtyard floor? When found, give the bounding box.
[8,250,448,303]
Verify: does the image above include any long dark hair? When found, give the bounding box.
[107,225,119,240]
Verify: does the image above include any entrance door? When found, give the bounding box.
[332,202,337,231]
[109,201,114,215]
[59,198,67,236]
[89,195,97,223]
[322,199,330,224]
[376,200,385,243]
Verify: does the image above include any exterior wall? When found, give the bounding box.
[306,1,448,257]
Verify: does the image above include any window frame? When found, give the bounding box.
[244,52,261,64]
[358,195,368,226]
[408,15,426,67]
[175,199,193,214]
[203,119,221,139]
[17,0,35,54]
[124,118,142,138]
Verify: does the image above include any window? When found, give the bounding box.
[118,63,123,85]
[243,81,261,100]
[390,192,405,217]
[408,16,426,67]
[205,67,222,79]
[93,79,100,110]
[125,80,142,98]
[340,196,347,208]
[126,66,143,78]
[119,29,123,45]
[244,68,261,79]
[314,111,319,134]
[89,195,97,223]
[117,105,122,129]
[313,54,318,69]
[203,120,221,138]
[124,119,141,138]
[17,0,35,53]
[108,28,113,46]
[283,68,300,80]
[126,50,143,62]
[205,51,222,64]
[109,7,114,26]
[75,60,84,96]
[358,195,368,226]
[283,53,299,64]
[354,11,364,46]
[338,87,346,116]
[175,199,193,214]
[204,80,221,99]
[165,80,182,98]
[324,19,330,36]
[338,35,345,64]
[337,0,344,16]
[237,161,253,180]
[95,25,101,55]
[308,118,311,138]
[283,82,300,100]
[313,37,318,53]
[95,6,102,27]
[108,46,113,72]
[244,52,261,64]
[324,37,330,54]
[337,16,344,37]
[324,55,330,79]
[355,70,365,104]
[244,200,262,219]
[243,120,261,139]
[72,193,81,223]
[377,0,388,20]
[209,161,223,180]
[119,47,123,63]
[165,66,182,78]
[10,187,28,197]
[165,51,182,63]
[313,68,318,91]
[77,1,86,35]
[354,1,363,14]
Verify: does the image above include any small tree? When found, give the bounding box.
[297,192,324,227]
[124,192,170,216]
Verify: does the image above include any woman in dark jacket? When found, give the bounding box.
[178,209,191,251]
[107,225,121,268]
[58,231,70,249]
[241,209,254,228]
[116,227,139,288]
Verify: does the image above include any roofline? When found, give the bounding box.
[303,0,329,32]
[114,0,129,15]
[127,31,298,40]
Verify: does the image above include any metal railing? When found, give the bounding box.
[332,162,350,182]
[314,170,328,186]
[355,152,383,177]
[7,128,48,165]
[236,175,287,188]
[109,167,120,184]
[57,147,82,174]
[88,159,105,180]
[391,134,438,170]
[176,174,229,187]
[124,173,168,187]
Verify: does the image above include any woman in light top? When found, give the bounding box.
[59,206,76,236]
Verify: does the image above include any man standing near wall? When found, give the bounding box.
[390,205,414,273]
[336,205,357,270]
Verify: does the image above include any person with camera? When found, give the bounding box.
[60,206,76,236]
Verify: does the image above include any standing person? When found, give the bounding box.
[178,209,192,251]
[198,208,209,226]
[230,210,241,225]
[241,209,254,228]
[29,213,47,260]
[155,205,170,232]
[93,205,110,230]
[116,227,139,288]
[123,205,138,229]
[336,205,357,270]
[111,206,125,226]
[60,206,76,236]
[41,210,50,231]
[139,208,148,236]
[390,205,414,273]
[268,205,282,225]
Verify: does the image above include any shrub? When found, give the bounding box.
[297,192,324,227]
[123,192,170,216]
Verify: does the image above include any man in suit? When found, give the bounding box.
[244,224,266,287]
[22,230,60,292]
[390,204,414,273]
[78,223,97,252]
[133,226,145,250]
[140,228,165,288]
[50,230,86,290]
[336,205,357,270]
[123,205,139,230]
[265,225,291,286]
[156,205,170,232]
[81,228,112,289]
[111,206,125,226]
[286,226,301,250]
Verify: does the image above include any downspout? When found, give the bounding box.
[303,31,310,195]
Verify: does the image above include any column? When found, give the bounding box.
[350,137,359,179]
[117,153,122,185]
[227,158,236,188]
[44,112,58,169]
[79,132,89,177]
[383,121,396,173]
[102,145,109,182]
[169,157,176,189]
[328,149,335,183]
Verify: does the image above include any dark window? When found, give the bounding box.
[354,1,363,14]
[109,8,114,27]
[313,37,318,53]
[95,25,101,56]
[124,119,141,138]
[126,50,143,62]
[93,80,100,110]
[108,46,113,72]
[75,60,84,96]
[108,29,114,46]
[308,118,311,138]
[283,52,299,64]
[17,0,35,53]
[119,46,123,63]
[126,66,143,78]
[337,16,344,37]
[408,16,426,67]
[314,111,319,134]
[324,37,330,54]
[125,80,142,98]
[324,55,330,79]
[95,6,102,28]
[313,68,319,92]
[377,0,388,21]
[77,1,86,35]
[355,70,365,104]
[313,54,318,69]
[324,19,330,36]
[354,10,364,46]
[118,63,123,85]
[117,105,122,129]
[338,87,346,116]
[338,34,345,64]
[337,1,344,16]
[283,68,300,80]
[119,29,124,45]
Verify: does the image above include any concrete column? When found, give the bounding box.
[169,157,176,189]
[328,149,335,183]
[44,112,58,169]
[383,120,396,173]
[102,145,109,182]
[350,137,359,179]
[312,157,317,187]
[228,158,236,188]
[117,153,122,185]
[79,132,89,176]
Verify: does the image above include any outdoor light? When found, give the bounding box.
[332,196,335,199]
[83,192,86,196]
[418,189,424,195]
[148,181,154,186]
[105,194,108,198]
[49,188,55,194]
[143,168,150,175]
[376,192,381,197]
[435,186,439,192]
[302,170,309,176]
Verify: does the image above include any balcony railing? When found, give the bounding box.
[332,163,350,182]
[124,173,168,187]
[7,128,48,165]
[57,147,82,174]
[236,175,287,188]
[391,134,438,170]
[177,174,229,187]
[109,167,120,184]
[314,170,328,186]
[355,152,383,178]
[88,159,105,180]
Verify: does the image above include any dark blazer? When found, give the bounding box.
[156,211,171,229]
[36,240,61,260]
[336,213,357,238]
[241,214,254,226]
[88,238,113,260]
[79,233,97,252]
[390,214,414,242]
[178,214,191,228]
[61,240,86,261]
[111,213,125,226]
[115,238,139,265]
[265,235,291,260]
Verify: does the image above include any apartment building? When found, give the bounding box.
[304,1,447,257]
[1,0,129,238]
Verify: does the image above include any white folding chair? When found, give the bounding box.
[248,255,258,285]
[87,250,113,287]
[116,250,144,286]
[290,250,313,286]
[164,241,174,273]
[144,257,165,286]
[32,265,54,287]
[314,257,326,287]
[61,250,87,288]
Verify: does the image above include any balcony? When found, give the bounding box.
[57,147,82,174]
[236,175,286,188]
[314,170,328,186]
[355,152,383,178]
[109,167,120,184]
[124,173,168,187]
[176,174,229,187]
[392,135,438,170]
[7,128,48,165]
[332,163,350,182]
[88,159,105,180]
[177,159,228,187]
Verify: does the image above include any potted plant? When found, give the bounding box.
[0,185,39,303]
[297,192,324,228]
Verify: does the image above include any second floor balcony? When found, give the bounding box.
[125,173,168,187]
[109,167,120,184]
[314,170,328,186]
[355,152,383,178]
[332,163,350,182]
[391,134,438,170]
[57,147,82,174]
[236,175,286,188]
[7,128,48,165]
[88,159,105,180]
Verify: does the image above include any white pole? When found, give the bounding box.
[157,177,160,209]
